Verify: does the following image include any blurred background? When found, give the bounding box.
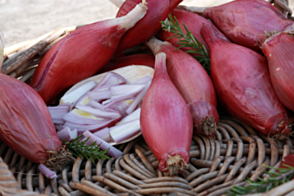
[1,0,293,47]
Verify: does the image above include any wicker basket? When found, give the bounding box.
[1,1,294,196]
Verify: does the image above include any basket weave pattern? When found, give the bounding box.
[0,117,293,196]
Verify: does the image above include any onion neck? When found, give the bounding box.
[201,24,231,47]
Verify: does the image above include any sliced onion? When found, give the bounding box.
[83,131,123,159]
[74,94,90,107]
[57,127,77,141]
[134,75,152,84]
[104,98,134,117]
[60,80,96,105]
[126,81,151,114]
[76,104,121,119]
[110,84,145,96]
[87,90,111,102]
[117,108,141,125]
[94,72,127,89]
[93,127,112,142]
[64,117,119,133]
[88,100,105,110]
[47,103,71,124]
[110,119,140,143]
[63,109,107,125]
[38,164,57,179]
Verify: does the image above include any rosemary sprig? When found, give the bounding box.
[160,14,210,74]
[63,135,110,162]
[228,164,294,196]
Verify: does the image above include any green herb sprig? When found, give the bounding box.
[161,14,210,74]
[64,135,110,162]
[228,164,294,196]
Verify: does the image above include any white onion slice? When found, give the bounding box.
[64,118,118,133]
[87,90,111,102]
[88,100,105,110]
[48,103,71,124]
[83,131,123,159]
[126,80,151,114]
[116,108,141,125]
[110,84,145,96]
[110,119,140,143]
[93,127,112,142]
[38,164,57,179]
[63,109,107,125]
[134,75,152,84]
[57,127,77,141]
[94,72,127,89]
[74,94,90,107]
[104,99,133,117]
[76,104,121,119]
[60,80,96,105]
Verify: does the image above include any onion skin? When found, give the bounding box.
[116,0,182,53]
[140,52,193,175]
[203,0,293,52]
[146,38,218,136]
[156,8,212,56]
[100,54,155,73]
[30,3,147,104]
[262,33,294,112]
[201,24,292,137]
[0,73,61,164]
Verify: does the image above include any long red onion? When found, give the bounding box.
[146,37,218,136]
[140,52,193,175]
[30,3,147,104]
[201,23,292,138]
[262,32,294,112]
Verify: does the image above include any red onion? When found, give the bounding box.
[262,32,294,112]
[115,0,182,53]
[30,3,147,104]
[0,73,72,172]
[146,37,218,136]
[157,8,212,56]
[201,23,292,138]
[200,0,294,52]
[140,52,193,175]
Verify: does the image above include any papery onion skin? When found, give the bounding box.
[140,52,193,175]
[202,0,293,52]
[146,37,218,136]
[30,3,147,104]
[115,0,182,53]
[156,8,212,56]
[262,32,294,112]
[0,73,61,164]
[201,24,292,137]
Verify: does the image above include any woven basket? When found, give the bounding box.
[1,1,294,196]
